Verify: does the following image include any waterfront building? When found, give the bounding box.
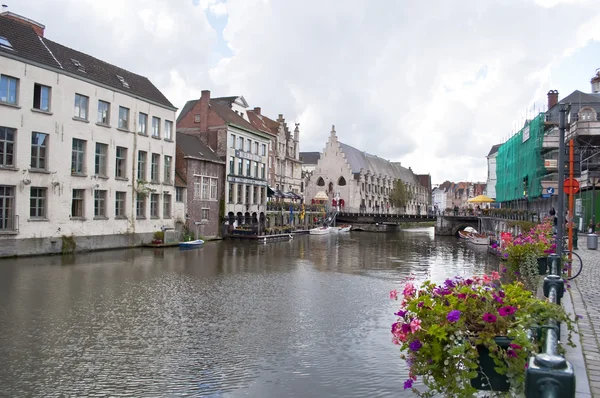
[485,144,501,200]
[247,109,303,197]
[0,12,181,257]
[177,91,271,224]
[304,126,431,214]
[299,151,321,197]
[175,133,225,238]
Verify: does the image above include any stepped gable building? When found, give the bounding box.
[247,108,302,197]
[0,12,181,257]
[305,126,430,214]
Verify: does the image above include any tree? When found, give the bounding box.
[390,179,412,211]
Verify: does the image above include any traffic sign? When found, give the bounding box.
[563,178,580,195]
[546,187,555,195]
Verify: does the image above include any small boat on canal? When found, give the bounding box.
[310,226,332,235]
[179,239,205,248]
[467,234,490,246]
[458,230,473,239]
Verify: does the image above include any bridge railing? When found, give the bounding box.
[338,206,432,217]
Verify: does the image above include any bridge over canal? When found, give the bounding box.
[335,211,478,235]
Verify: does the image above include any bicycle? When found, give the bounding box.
[558,237,583,280]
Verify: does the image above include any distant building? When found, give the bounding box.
[305,126,430,214]
[485,144,501,200]
[0,12,181,257]
[247,109,302,197]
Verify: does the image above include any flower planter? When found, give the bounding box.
[471,336,511,392]
[537,257,547,275]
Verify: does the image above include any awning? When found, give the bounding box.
[273,189,285,198]
[314,191,328,200]
[285,191,301,200]
[267,186,276,197]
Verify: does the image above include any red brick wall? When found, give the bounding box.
[185,158,225,238]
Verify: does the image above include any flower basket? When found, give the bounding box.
[537,257,547,275]
[471,336,512,391]
[390,274,577,397]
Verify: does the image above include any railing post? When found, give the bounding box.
[525,253,575,397]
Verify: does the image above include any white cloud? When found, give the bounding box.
[211,0,600,183]
[11,0,600,184]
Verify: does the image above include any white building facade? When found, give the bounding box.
[0,12,182,257]
[305,126,430,214]
[485,144,501,200]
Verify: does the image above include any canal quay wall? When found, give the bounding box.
[0,232,155,259]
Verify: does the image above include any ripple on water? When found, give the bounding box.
[0,229,497,397]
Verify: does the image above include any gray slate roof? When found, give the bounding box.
[339,142,417,184]
[0,14,175,109]
[299,152,321,165]
[487,144,502,157]
[177,132,224,164]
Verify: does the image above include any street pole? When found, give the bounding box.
[556,105,567,257]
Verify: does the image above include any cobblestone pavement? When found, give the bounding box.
[570,244,600,397]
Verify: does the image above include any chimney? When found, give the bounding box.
[547,90,559,110]
[1,11,45,36]
[199,90,210,134]
[253,107,261,115]
[591,69,600,94]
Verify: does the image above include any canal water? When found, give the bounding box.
[0,228,498,397]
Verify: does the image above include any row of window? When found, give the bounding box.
[227,183,267,205]
[229,133,267,156]
[0,74,173,139]
[229,156,266,179]
[0,126,172,183]
[0,185,180,230]
[193,176,218,201]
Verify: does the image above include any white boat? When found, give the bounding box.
[179,239,205,247]
[468,234,490,245]
[338,226,351,232]
[309,226,331,235]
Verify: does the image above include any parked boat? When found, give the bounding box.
[179,239,205,248]
[338,225,351,232]
[467,234,490,246]
[309,226,332,235]
[458,230,473,239]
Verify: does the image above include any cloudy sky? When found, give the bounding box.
[12,0,600,183]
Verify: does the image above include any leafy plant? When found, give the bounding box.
[391,273,576,397]
[152,230,164,242]
[134,179,154,198]
[389,179,412,209]
[61,234,76,254]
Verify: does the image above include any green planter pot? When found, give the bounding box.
[471,337,511,392]
[537,257,547,275]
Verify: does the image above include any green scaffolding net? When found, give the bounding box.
[496,113,547,202]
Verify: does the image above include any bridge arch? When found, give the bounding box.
[452,223,478,237]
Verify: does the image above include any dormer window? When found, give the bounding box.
[116,75,130,89]
[194,115,201,123]
[578,107,597,122]
[0,36,13,50]
[71,59,85,73]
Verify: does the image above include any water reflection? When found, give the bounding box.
[0,228,497,397]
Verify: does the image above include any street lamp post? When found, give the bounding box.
[556,105,568,256]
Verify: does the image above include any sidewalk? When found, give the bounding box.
[568,243,600,397]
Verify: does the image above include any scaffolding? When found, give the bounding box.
[496,113,547,202]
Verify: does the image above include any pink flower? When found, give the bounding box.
[390,290,398,300]
[491,271,500,280]
[410,318,421,333]
[403,282,416,298]
[483,274,491,284]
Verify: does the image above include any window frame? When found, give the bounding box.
[74,93,89,120]
[115,191,126,218]
[118,106,130,130]
[0,185,15,230]
[0,126,16,168]
[115,146,127,179]
[71,138,86,175]
[137,151,147,181]
[30,132,48,170]
[163,193,172,218]
[94,142,108,177]
[94,190,107,218]
[150,193,160,218]
[29,187,47,219]
[33,83,51,112]
[151,153,160,183]
[97,100,111,125]
[138,112,148,135]
[0,74,18,105]
[71,189,85,218]
[164,120,173,140]
[152,116,161,138]
[163,155,172,184]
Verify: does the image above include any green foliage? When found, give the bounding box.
[152,231,164,241]
[61,234,76,254]
[389,179,412,209]
[135,179,153,198]
[391,273,576,397]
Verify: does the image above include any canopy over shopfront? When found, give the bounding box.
[313,191,329,201]
[467,195,494,203]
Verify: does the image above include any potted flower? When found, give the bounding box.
[391,273,575,397]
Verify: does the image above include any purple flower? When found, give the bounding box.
[401,323,411,334]
[498,306,517,317]
[447,310,461,323]
[507,349,518,358]
[577,314,584,319]
[417,301,424,308]
[457,293,467,299]
[395,310,406,317]
[465,279,473,285]
[409,339,422,352]
[404,379,414,390]
[444,279,455,288]
[482,313,497,323]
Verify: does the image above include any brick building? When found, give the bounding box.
[175,132,225,238]
[177,91,271,229]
